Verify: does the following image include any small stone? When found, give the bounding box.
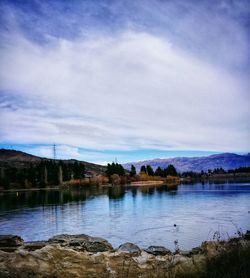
[0,235,23,247]
[82,237,113,252]
[144,246,171,256]
[23,241,48,251]
[179,250,192,257]
[0,247,19,253]
[117,242,141,254]
[48,234,73,244]
[69,240,82,247]
[190,247,201,254]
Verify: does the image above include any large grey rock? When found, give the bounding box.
[145,245,171,256]
[48,234,113,252]
[0,235,23,247]
[48,234,86,244]
[117,242,141,254]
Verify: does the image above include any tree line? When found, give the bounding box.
[0,160,85,189]
[181,166,250,178]
[106,163,178,178]
[139,164,178,177]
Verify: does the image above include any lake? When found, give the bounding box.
[0,182,250,251]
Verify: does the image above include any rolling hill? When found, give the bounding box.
[0,149,107,175]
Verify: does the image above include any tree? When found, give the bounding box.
[106,163,125,177]
[130,165,136,177]
[140,165,147,174]
[73,162,85,179]
[146,165,154,176]
[165,164,177,176]
[155,166,163,177]
[110,174,121,185]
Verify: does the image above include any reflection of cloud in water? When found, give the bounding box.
[0,183,250,251]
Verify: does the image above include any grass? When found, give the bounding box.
[176,242,250,278]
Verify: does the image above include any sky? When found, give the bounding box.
[0,0,249,164]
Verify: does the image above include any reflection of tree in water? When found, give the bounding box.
[0,185,181,212]
[156,185,169,194]
[168,191,177,196]
[0,187,110,212]
[140,187,155,196]
[166,184,178,191]
[108,186,125,200]
[131,188,137,198]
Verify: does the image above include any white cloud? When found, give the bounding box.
[0,28,249,152]
[28,145,81,160]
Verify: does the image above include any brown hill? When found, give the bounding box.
[0,149,107,175]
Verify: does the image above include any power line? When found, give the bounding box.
[53,144,56,161]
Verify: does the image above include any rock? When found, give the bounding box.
[179,250,192,257]
[68,240,82,246]
[190,247,201,255]
[48,234,86,244]
[144,246,171,256]
[48,234,113,252]
[82,237,113,252]
[0,235,249,278]
[117,242,141,254]
[23,241,48,251]
[0,235,23,248]
[0,247,19,253]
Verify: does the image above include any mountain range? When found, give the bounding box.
[123,153,250,173]
[1,149,250,174]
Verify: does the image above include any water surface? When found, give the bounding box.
[0,182,250,251]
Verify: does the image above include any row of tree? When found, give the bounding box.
[106,163,125,177]
[0,160,85,189]
[181,166,250,178]
[137,164,178,177]
[106,163,178,178]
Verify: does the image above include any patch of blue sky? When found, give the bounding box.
[0,143,220,164]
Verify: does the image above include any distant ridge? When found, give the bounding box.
[0,149,42,162]
[0,149,107,174]
[123,153,250,173]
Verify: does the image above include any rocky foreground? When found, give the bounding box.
[0,233,250,278]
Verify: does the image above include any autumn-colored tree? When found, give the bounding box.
[111,174,121,185]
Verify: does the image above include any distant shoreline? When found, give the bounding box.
[130,180,164,186]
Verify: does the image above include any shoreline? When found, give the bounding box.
[0,232,249,277]
[1,179,250,193]
[130,180,164,186]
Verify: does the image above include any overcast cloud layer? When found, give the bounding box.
[0,0,249,162]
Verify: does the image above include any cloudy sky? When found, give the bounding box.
[0,0,249,164]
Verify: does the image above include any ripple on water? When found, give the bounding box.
[0,183,250,250]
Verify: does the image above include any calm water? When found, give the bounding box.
[0,183,250,251]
